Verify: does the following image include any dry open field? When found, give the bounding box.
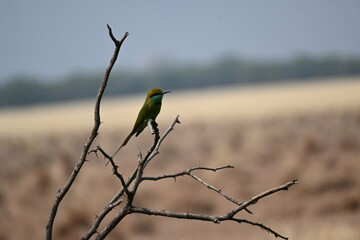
[1,76,360,240]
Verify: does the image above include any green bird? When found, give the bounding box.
[112,88,170,157]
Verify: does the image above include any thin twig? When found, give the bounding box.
[95,206,130,240]
[130,180,297,239]
[82,184,129,240]
[188,173,253,214]
[144,115,180,167]
[142,165,234,181]
[226,179,298,218]
[142,165,252,214]
[81,198,123,240]
[130,204,287,239]
[230,218,289,240]
[89,146,131,197]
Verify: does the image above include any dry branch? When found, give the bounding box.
[142,165,234,181]
[226,179,298,218]
[130,179,297,240]
[85,116,181,240]
[87,114,296,239]
[89,146,131,197]
[46,25,128,240]
[47,25,297,240]
[142,165,253,214]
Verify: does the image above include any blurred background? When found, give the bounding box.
[0,1,360,239]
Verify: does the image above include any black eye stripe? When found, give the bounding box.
[150,93,161,98]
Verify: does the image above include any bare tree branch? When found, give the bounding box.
[49,25,297,240]
[142,165,253,214]
[188,173,253,214]
[130,179,297,240]
[142,165,234,181]
[129,208,276,239]
[81,188,128,240]
[89,146,131,197]
[84,130,167,240]
[95,207,129,240]
[86,114,296,240]
[45,26,128,240]
[144,115,180,167]
[85,117,181,240]
[230,218,289,240]
[226,179,298,218]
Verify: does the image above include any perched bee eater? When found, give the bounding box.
[112,88,170,157]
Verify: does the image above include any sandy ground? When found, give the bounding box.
[0,77,360,240]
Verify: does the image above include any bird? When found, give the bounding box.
[112,88,170,157]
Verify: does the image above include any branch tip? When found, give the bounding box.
[106,24,129,46]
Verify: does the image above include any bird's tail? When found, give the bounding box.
[111,132,134,158]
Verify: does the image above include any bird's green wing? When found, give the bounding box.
[133,102,161,137]
[132,103,152,136]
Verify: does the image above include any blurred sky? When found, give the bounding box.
[1,0,360,82]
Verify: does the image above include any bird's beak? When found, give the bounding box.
[162,91,171,95]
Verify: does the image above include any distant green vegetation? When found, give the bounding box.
[1,55,360,108]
